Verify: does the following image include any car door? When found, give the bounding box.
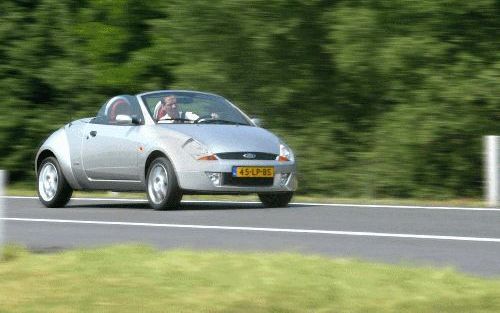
[81,96,144,181]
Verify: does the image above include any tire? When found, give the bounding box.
[146,157,182,210]
[258,192,294,208]
[37,156,73,208]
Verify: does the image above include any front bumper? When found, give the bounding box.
[176,160,297,193]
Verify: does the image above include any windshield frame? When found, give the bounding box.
[138,90,253,126]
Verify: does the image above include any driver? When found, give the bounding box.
[154,95,220,122]
[155,95,178,120]
[154,95,201,122]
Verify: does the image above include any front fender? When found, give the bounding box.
[36,126,82,189]
[138,126,194,184]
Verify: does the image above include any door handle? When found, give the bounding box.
[90,130,97,137]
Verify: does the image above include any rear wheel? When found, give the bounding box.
[37,157,73,208]
[258,192,293,208]
[146,157,182,210]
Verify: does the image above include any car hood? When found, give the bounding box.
[159,124,281,154]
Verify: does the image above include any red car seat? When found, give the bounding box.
[108,99,131,122]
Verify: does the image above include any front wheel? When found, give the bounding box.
[258,192,294,208]
[146,157,182,210]
[37,157,73,208]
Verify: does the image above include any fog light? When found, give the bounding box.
[279,173,291,186]
[206,172,222,186]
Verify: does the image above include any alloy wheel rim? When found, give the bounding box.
[38,163,58,201]
[148,164,169,204]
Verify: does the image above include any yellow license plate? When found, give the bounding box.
[232,167,274,178]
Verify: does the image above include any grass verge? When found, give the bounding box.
[7,184,486,207]
[1,245,499,313]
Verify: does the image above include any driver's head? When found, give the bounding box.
[162,95,179,119]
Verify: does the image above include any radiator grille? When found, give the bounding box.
[216,152,278,160]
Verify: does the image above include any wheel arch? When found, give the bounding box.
[36,150,75,187]
[144,150,179,183]
[35,126,82,189]
[35,149,56,174]
[36,149,74,208]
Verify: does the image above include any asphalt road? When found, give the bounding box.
[2,196,500,277]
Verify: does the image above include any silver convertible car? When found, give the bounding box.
[36,90,297,210]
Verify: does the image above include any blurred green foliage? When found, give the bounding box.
[0,0,498,198]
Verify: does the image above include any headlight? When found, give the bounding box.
[183,139,218,161]
[277,143,294,162]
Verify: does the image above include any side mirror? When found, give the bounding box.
[115,114,133,125]
[115,114,142,125]
[131,115,142,125]
[251,118,263,127]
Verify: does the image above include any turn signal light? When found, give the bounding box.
[277,155,289,162]
[197,154,218,161]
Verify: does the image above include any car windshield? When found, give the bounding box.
[141,91,251,126]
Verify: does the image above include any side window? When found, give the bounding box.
[91,96,144,125]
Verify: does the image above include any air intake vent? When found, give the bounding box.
[222,173,274,186]
[216,152,278,160]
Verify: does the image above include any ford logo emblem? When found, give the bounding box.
[243,153,256,159]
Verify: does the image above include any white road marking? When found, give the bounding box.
[2,217,500,243]
[2,195,499,212]
[293,202,500,212]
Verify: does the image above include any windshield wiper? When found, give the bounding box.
[157,118,193,123]
[197,119,247,125]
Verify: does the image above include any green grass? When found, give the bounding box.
[7,184,486,207]
[1,245,499,313]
